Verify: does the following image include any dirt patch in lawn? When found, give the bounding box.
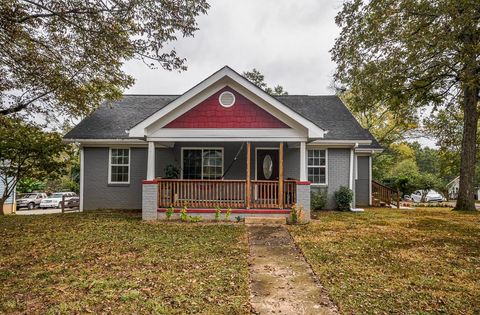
[247,225,338,315]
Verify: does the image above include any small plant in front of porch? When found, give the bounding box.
[215,206,222,221]
[165,206,174,220]
[180,206,188,221]
[187,215,202,222]
[290,204,304,224]
[224,207,232,221]
[235,216,242,223]
[334,186,353,211]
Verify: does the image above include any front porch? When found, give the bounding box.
[142,142,312,221]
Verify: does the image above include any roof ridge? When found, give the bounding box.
[122,94,180,97]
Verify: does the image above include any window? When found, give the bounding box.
[182,148,223,179]
[308,149,327,184]
[109,148,130,183]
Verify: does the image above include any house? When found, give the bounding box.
[0,176,16,215]
[64,66,382,221]
[447,176,480,200]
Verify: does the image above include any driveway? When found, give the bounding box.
[16,208,80,215]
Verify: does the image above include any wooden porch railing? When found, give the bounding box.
[157,179,296,209]
[372,180,400,208]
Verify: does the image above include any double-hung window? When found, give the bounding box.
[307,149,327,185]
[109,148,130,183]
[182,148,223,179]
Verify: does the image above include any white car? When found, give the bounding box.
[39,192,77,209]
[410,190,445,203]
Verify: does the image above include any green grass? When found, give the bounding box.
[0,210,250,314]
[289,208,480,314]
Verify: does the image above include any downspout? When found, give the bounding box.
[349,143,358,209]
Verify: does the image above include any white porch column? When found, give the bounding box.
[147,141,155,180]
[300,141,307,181]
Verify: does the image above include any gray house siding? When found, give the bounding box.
[311,148,351,209]
[355,156,370,206]
[83,145,363,210]
[83,147,147,210]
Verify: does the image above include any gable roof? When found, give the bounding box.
[128,66,326,138]
[64,93,381,148]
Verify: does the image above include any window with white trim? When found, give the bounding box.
[308,149,326,184]
[110,148,130,183]
[182,148,223,179]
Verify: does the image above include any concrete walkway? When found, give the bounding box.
[247,225,338,315]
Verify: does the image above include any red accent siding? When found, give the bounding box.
[296,181,311,185]
[164,87,289,128]
[142,180,159,184]
[157,208,291,214]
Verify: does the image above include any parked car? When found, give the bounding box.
[410,190,445,203]
[39,192,77,209]
[16,193,48,210]
[65,197,80,209]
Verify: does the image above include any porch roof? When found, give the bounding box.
[64,94,380,148]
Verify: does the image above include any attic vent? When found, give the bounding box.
[219,91,235,108]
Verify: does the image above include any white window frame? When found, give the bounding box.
[108,148,131,184]
[181,147,224,180]
[307,148,328,185]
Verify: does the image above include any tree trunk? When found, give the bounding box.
[454,86,479,211]
[0,198,6,216]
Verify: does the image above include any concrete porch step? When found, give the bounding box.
[245,217,287,225]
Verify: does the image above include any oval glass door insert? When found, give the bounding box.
[263,154,273,179]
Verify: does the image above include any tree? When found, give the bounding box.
[340,92,419,146]
[332,1,480,210]
[0,117,69,214]
[417,173,442,202]
[0,0,209,120]
[243,68,288,96]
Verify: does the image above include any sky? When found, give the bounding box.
[123,0,343,95]
[122,0,435,147]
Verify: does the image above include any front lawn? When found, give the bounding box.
[289,208,480,314]
[0,210,250,314]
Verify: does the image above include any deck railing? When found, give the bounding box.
[372,180,400,208]
[157,179,296,209]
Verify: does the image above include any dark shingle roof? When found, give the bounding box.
[64,94,381,149]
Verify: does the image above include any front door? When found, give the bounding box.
[256,149,279,180]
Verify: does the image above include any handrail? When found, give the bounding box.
[372,180,400,208]
[157,179,297,209]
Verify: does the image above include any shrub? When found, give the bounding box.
[164,164,180,179]
[311,190,327,210]
[215,206,221,221]
[165,206,174,220]
[235,216,242,223]
[180,206,188,221]
[290,204,304,224]
[334,186,353,211]
[224,207,232,221]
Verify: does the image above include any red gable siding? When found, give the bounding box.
[164,87,289,128]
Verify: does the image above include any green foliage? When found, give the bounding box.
[0,0,209,118]
[214,206,221,221]
[224,207,232,221]
[311,190,327,210]
[290,204,304,224]
[332,0,480,210]
[165,206,174,220]
[187,215,202,223]
[0,117,69,213]
[243,68,288,96]
[16,178,45,193]
[164,165,180,179]
[235,216,242,223]
[334,186,353,211]
[180,206,188,222]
